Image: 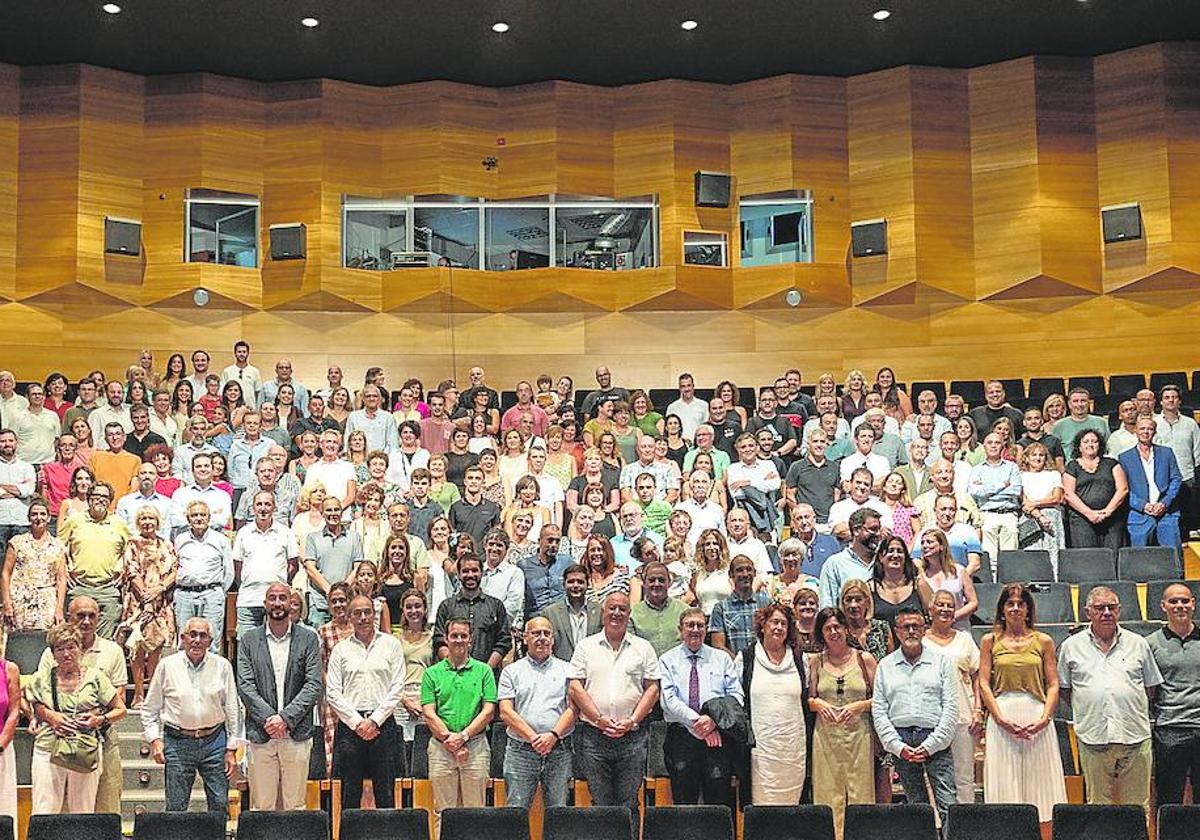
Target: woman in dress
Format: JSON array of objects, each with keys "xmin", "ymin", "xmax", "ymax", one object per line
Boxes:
[
  {"xmin": 978, "ymin": 583, "xmax": 1066, "ymax": 836},
  {"xmin": 879, "ymin": 472, "xmax": 920, "ymax": 547},
  {"xmin": 394, "ymin": 588, "xmax": 433, "ymax": 765},
  {"xmin": 924, "ymin": 589, "xmax": 982, "ymax": 805},
  {"xmin": 766, "ymin": 538, "xmax": 817, "ymax": 607},
  {"xmin": 349, "ymin": 560, "xmax": 391, "ymax": 631},
  {"xmin": 596, "ymin": 431, "xmax": 625, "ymax": 477},
  {"xmin": 841, "ymin": 370, "xmax": 868, "ymax": 422},
  {"xmin": 1062, "ymin": 428, "xmax": 1128, "ymax": 550},
  {"xmin": 208, "ymin": 453, "xmax": 234, "ymax": 498},
  {"xmin": 628, "ymin": 390, "xmax": 664, "ymax": 437},
  {"xmin": 291, "ymin": 481, "xmax": 328, "ymax": 561},
  {"xmin": 918, "ymin": 529, "xmax": 977, "ymax": 630},
  {"xmin": 69, "ymin": 418, "xmax": 95, "ymax": 467},
  {"xmin": 543, "ymin": 425, "xmax": 577, "ymax": 490},
  {"xmin": 345, "ymin": 430, "xmax": 370, "ymax": 486},
  {"xmin": 2, "ymin": 498, "xmax": 66, "ymax": 631},
  {"xmin": 121, "ymin": 505, "xmax": 177, "ymax": 708},
  {"xmin": 56, "ymin": 466, "xmax": 94, "ymax": 532},
  {"xmin": 662, "ymin": 414, "xmax": 690, "ymax": 473},
  {"xmin": 0, "ymin": 637, "xmax": 19, "ymax": 820},
  {"xmin": 380, "ymin": 534, "xmax": 414, "ymax": 626},
  {"xmin": 353, "ymin": 484, "xmax": 389, "ymax": 564},
  {"xmin": 170, "ymin": 381, "xmax": 194, "ymax": 438},
  {"xmin": 317, "ymin": 582, "xmax": 355, "ymax": 777},
  {"xmin": 872, "ymin": 367, "xmax": 912, "ymax": 418},
  {"xmin": 808, "ymin": 606, "xmax": 876, "ymax": 839},
  {"xmin": 869, "ymin": 536, "xmax": 932, "ymax": 629},
  {"xmin": 584, "ymin": 535, "xmax": 639, "ymax": 605},
  {"xmin": 739, "ymin": 603, "xmax": 807, "ymax": 805},
  {"xmin": 290, "ymin": 430, "xmax": 320, "ymax": 484},
  {"xmin": 715, "ymin": 380, "xmax": 748, "ymax": 427},
  {"xmin": 477, "ymin": 449, "xmax": 506, "ymax": 507},
  {"xmin": 840, "ymin": 578, "xmax": 893, "ymax": 663},
  {"xmin": 160, "ymin": 353, "xmax": 187, "ymax": 393},
  {"xmin": 693, "ymin": 529, "xmax": 733, "ymax": 618},
  {"xmin": 1020, "ymin": 442, "xmax": 1066, "ymax": 574},
  {"xmin": 326, "ymin": 386, "xmax": 352, "ymax": 430}
]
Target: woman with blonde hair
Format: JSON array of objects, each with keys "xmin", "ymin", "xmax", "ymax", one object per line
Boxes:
[
  {"xmin": 693, "ymin": 529, "xmax": 733, "ymax": 617},
  {"xmin": 291, "ymin": 480, "xmax": 328, "ymax": 560},
  {"xmin": 924, "ymin": 589, "xmax": 982, "ymax": 805},
  {"xmin": 1041, "ymin": 393, "xmax": 1067, "ymax": 435},
  {"xmin": 841, "ymin": 369, "xmax": 868, "ymax": 422},
  {"xmin": 121, "ymin": 504, "xmax": 177, "ymax": 707},
  {"xmin": 815, "ymin": 373, "xmax": 838, "ymax": 400},
  {"xmin": 1019, "ymin": 441, "xmax": 1065, "ymax": 575},
  {"xmin": 917, "ymin": 529, "xmax": 977, "ymax": 629}
]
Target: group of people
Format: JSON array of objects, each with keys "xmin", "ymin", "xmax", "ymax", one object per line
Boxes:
[{"xmin": 0, "ymin": 352, "xmax": 1196, "ymax": 834}]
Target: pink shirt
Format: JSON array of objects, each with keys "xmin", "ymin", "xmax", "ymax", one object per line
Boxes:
[{"xmin": 500, "ymin": 404, "xmax": 550, "ymax": 437}]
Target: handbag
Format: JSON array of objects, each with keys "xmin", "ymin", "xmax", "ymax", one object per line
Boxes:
[
  {"xmin": 1016, "ymin": 514, "xmax": 1045, "ymax": 548},
  {"xmin": 48, "ymin": 668, "xmax": 102, "ymax": 773}
]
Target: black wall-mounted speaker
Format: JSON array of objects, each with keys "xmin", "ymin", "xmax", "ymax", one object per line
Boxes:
[
  {"xmin": 104, "ymin": 217, "xmax": 141, "ymax": 256},
  {"xmin": 269, "ymin": 223, "xmax": 307, "ymax": 260},
  {"xmin": 851, "ymin": 219, "xmax": 887, "ymax": 257},
  {"xmin": 1101, "ymin": 204, "xmax": 1142, "ymax": 244},
  {"xmin": 694, "ymin": 171, "xmax": 732, "ymax": 208}
]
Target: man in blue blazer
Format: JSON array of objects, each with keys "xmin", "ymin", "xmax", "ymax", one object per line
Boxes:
[
  {"xmin": 236, "ymin": 581, "xmax": 323, "ymax": 810},
  {"xmin": 1118, "ymin": 416, "xmax": 1184, "ymax": 552}
]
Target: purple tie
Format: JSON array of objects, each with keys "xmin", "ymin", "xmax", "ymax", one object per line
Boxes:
[{"xmin": 688, "ymin": 653, "xmax": 701, "ymax": 713}]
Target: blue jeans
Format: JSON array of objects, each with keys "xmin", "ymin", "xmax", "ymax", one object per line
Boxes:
[
  {"xmin": 236, "ymin": 606, "xmax": 264, "ymax": 638},
  {"xmin": 891, "ymin": 726, "xmax": 958, "ymax": 830},
  {"xmin": 164, "ymin": 727, "xmax": 228, "ymax": 814},
  {"xmin": 306, "ymin": 595, "xmax": 329, "ymax": 629},
  {"xmin": 576, "ymin": 724, "xmax": 648, "ymax": 810},
  {"xmin": 503, "ymin": 735, "xmax": 573, "ymax": 808},
  {"xmin": 174, "ymin": 586, "xmax": 226, "ymax": 652}
]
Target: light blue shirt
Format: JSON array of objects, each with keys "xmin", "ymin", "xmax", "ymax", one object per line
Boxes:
[
  {"xmin": 497, "ymin": 654, "xmax": 573, "ymax": 742},
  {"xmin": 967, "ymin": 460, "xmax": 1022, "ymax": 512},
  {"xmin": 612, "ymin": 529, "xmax": 664, "ymax": 572},
  {"xmin": 817, "ymin": 547, "xmax": 874, "ymax": 609},
  {"xmin": 173, "ymin": 528, "xmax": 234, "ymax": 591},
  {"xmin": 344, "ymin": 409, "xmax": 399, "ymax": 454},
  {"xmin": 226, "ymin": 435, "xmax": 272, "ymax": 490},
  {"xmin": 872, "ymin": 644, "xmax": 959, "ymax": 757},
  {"xmin": 658, "ymin": 642, "xmax": 743, "ymax": 730},
  {"xmin": 261, "ymin": 379, "xmax": 310, "ymax": 413}
]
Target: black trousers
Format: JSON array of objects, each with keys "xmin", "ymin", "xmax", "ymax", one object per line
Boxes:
[
  {"xmin": 663, "ymin": 722, "xmax": 735, "ymax": 810},
  {"xmin": 1154, "ymin": 726, "xmax": 1200, "ymax": 806},
  {"xmin": 333, "ymin": 716, "xmax": 399, "ymax": 809}
]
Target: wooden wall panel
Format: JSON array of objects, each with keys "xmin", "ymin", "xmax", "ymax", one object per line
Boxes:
[{"xmin": 1, "ymin": 46, "xmax": 1199, "ymax": 391}]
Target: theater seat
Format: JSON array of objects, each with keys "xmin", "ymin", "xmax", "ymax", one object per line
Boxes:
[
  {"xmin": 949, "ymin": 380, "xmax": 985, "ymax": 409},
  {"xmin": 844, "ymin": 804, "xmax": 937, "ymax": 840},
  {"xmin": 643, "ymin": 806, "xmax": 734, "ymax": 840},
  {"xmin": 1028, "ymin": 378, "xmax": 1065, "ymax": 407},
  {"xmin": 1106, "ymin": 374, "xmax": 1146, "ymax": 401},
  {"xmin": 441, "ymin": 808, "xmax": 530, "ymax": 840},
  {"xmin": 909, "ymin": 381, "xmax": 947, "ymax": 405},
  {"xmin": 5, "ymin": 630, "xmax": 47, "ymax": 675},
  {"xmin": 1157, "ymin": 804, "xmax": 1200, "ymax": 840},
  {"xmin": 1055, "ymin": 548, "xmax": 1116, "ymax": 584},
  {"xmin": 28, "ymin": 815, "xmax": 121, "ymax": 840},
  {"xmin": 1150, "ymin": 371, "xmax": 1188, "ymax": 395},
  {"xmin": 339, "ymin": 808, "xmax": 429, "ymax": 840},
  {"xmin": 995, "ymin": 550, "xmax": 1054, "ymax": 583},
  {"xmin": 1028, "ymin": 583, "xmax": 1074, "ymax": 623},
  {"xmin": 543, "ymin": 806, "xmax": 633, "ymax": 840},
  {"xmin": 1117, "ymin": 546, "xmax": 1181, "ymax": 582},
  {"xmin": 1119, "ymin": 621, "xmax": 1163, "ymax": 637},
  {"xmin": 237, "ymin": 812, "xmax": 330, "ymax": 840},
  {"xmin": 134, "ymin": 813, "xmax": 224, "ymax": 840},
  {"xmin": 742, "ymin": 805, "xmax": 835, "ymax": 840},
  {"xmin": 944, "ymin": 804, "xmax": 1039, "ymax": 840},
  {"xmin": 1051, "ymin": 804, "xmax": 1148, "ymax": 840}
]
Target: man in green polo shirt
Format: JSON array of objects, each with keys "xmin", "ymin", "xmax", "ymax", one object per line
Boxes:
[
  {"xmin": 630, "ymin": 562, "xmax": 688, "ymax": 656},
  {"xmin": 421, "ymin": 618, "xmax": 497, "ymax": 839}
]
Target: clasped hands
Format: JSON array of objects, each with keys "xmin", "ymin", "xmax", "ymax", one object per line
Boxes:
[
  {"xmin": 691, "ymin": 715, "xmax": 723, "ymax": 748},
  {"xmin": 595, "ymin": 715, "xmax": 635, "ymax": 739}
]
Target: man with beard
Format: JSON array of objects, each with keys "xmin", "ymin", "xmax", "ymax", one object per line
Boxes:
[{"xmin": 817, "ymin": 508, "xmax": 883, "ymax": 608}]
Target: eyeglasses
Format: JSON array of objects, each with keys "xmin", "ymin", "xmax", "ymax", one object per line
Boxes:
[
  {"xmin": 835, "ymin": 675, "xmax": 846, "ymax": 700},
  {"xmin": 1091, "ymin": 603, "xmax": 1120, "ymax": 613},
  {"xmin": 896, "ymin": 624, "xmax": 925, "ymax": 635}
]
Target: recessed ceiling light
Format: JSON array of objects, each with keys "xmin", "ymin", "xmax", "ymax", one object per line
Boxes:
[
  {"xmin": 681, "ymin": 19, "xmax": 699, "ymax": 30},
  {"xmin": 101, "ymin": 3, "xmax": 122, "ymax": 13},
  {"xmin": 872, "ymin": 8, "xmax": 891, "ymax": 19},
  {"xmin": 301, "ymin": 17, "xmax": 319, "ymax": 27},
  {"xmin": 492, "ymin": 21, "xmax": 510, "ymax": 33}
]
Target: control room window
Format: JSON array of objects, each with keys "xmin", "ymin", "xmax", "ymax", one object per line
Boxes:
[
  {"xmin": 185, "ymin": 189, "xmax": 259, "ymax": 267},
  {"xmin": 553, "ymin": 199, "xmax": 657, "ymax": 270},
  {"xmin": 485, "ymin": 203, "xmax": 551, "ymax": 271},
  {"xmin": 738, "ymin": 191, "xmax": 813, "ymax": 267}
]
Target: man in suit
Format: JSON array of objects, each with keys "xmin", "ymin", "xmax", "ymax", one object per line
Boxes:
[
  {"xmin": 1119, "ymin": 416, "xmax": 1184, "ymax": 554},
  {"xmin": 236, "ymin": 581, "xmax": 323, "ymax": 810},
  {"xmin": 541, "ymin": 563, "xmax": 601, "ymax": 662}
]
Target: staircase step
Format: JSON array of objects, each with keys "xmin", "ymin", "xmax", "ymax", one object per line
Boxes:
[{"xmin": 119, "ymin": 788, "xmax": 233, "ymax": 820}]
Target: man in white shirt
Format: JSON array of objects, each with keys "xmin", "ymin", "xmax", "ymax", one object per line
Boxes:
[
  {"xmin": 726, "ymin": 433, "xmax": 782, "ymax": 538},
  {"xmin": 142, "ymin": 616, "xmax": 243, "ymax": 814},
  {"xmin": 173, "ymin": 499, "xmax": 234, "ymax": 650},
  {"xmin": 828, "ymin": 467, "xmax": 892, "ymax": 540},
  {"xmin": 220, "ymin": 340, "xmax": 263, "ymax": 403},
  {"xmin": 149, "ymin": 389, "xmax": 180, "ymax": 447},
  {"xmin": 326, "ymin": 594, "xmax": 406, "ymax": 809},
  {"xmin": 666, "ymin": 373, "xmax": 711, "ymax": 443},
  {"xmin": 171, "ymin": 452, "xmax": 233, "ymax": 532},
  {"xmin": 11, "ymin": 383, "xmax": 59, "ymax": 467},
  {"xmin": 725, "ymin": 507, "xmax": 773, "ymax": 576},
  {"xmin": 304, "ymin": 429, "xmax": 358, "ymax": 511},
  {"xmin": 0, "ymin": 371, "xmax": 29, "ymax": 429},
  {"xmin": 481, "ymin": 528, "xmax": 526, "ymax": 631},
  {"xmin": 344, "ymin": 384, "xmax": 398, "ymax": 453},
  {"xmin": 673, "ymin": 470, "xmax": 726, "ymax": 546},
  {"xmin": 620, "ymin": 436, "xmax": 680, "ymax": 504},
  {"xmin": 171, "ymin": 416, "xmax": 218, "ymax": 484},
  {"xmin": 185, "ymin": 349, "xmax": 213, "ymax": 396},
  {"xmin": 839, "ymin": 425, "xmax": 890, "ymax": 490},
  {"xmin": 1106, "ymin": 400, "xmax": 1139, "ymax": 458},
  {"xmin": 88, "ymin": 380, "xmax": 133, "ymax": 444},
  {"xmin": 526, "ymin": 447, "xmax": 566, "ymax": 525},
  {"xmin": 232, "ymin": 492, "xmax": 298, "ymax": 636},
  {"xmin": 901, "ymin": 389, "xmax": 952, "ymax": 444},
  {"xmin": 0, "ymin": 429, "xmax": 35, "ymax": 557},
  {"xmin": 116, "ymin": 463, "xmax": 172, "ymax": 539}
]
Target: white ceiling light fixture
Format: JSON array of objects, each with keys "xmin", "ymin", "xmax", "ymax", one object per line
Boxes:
[
  {"xmin": 301, "ymin": 17, "xmax": 319, "ymax": 27},
  {"xmin": 873, "ymin": 9, "xmax": 891, "ymax": 19},
  {"xmin": 492, "ymin": 21, "xmax": 510, "ymax": 33},
  {"xmin": 680, "ymin": 19, "xmax": 699, "ymax": 30},
  {"xmin": 101, "ymin": 3, "xmax": 122, "ymax": 14}
]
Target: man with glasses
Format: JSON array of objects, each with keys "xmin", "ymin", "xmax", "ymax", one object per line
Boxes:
[
  {"xmin": 59, "ymin": 481, "xmax": 129, "ymax": 638},
  {"xmin": 1058, "ymin": 586, "xmax": 1162, "ymax": 809},
  {"xmin": 872, "ymin": 606, "xmax": 960, "ymax": 828},
  {"xmin": 658, "ymin": 606, "xmax": 742, "ymax": 808},
  {"xmin": 141, "ymin": 617, "xmax": 242, "ymax": 814}
]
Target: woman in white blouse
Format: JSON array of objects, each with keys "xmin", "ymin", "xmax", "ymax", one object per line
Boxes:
[{"xmin": 1019, "ymin": 442, "xmax": 1065, "ymax": 577}]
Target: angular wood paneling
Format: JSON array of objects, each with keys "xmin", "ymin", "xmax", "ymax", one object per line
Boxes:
[{"xmin": 0, "ymin": 64, "xmax": 17, "ymax": 299}]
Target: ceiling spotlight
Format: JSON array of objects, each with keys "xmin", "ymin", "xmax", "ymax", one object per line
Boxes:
[
  {"xmin": 680, "ymin": 19, "xmax": 699, "ymax": 30},
  {"xmin": 101, "ymin": 3, "xmax": 121, "ymax": 13},
  {"xmin": 872, "ymin": 8, "xmax": 891, "ymax": 19},
  {"xmin": 492, "ymin": 21, "xmax": 509, "ymax": 32},
  {"xmin": 301, "ymin": 17, "xmax": 319, "ymax": 27}
]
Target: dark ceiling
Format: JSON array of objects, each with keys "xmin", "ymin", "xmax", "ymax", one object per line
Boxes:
[{"xmin": 2, "ymin": 1, "xmax": 1198, "ymax": 88}]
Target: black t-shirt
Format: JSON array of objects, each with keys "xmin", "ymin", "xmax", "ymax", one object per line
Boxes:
[
  {"xmin": 780, "ymin": 394, "xmax": 815, "ymax": 424},
  {"xmin": 1017, "ymin": 433, "xmax": 1065, "ymax": 464},
  {"xmin": 581, "ymin": 387, "xmax": 630, "ymax": 419},
  {"xmin": 969, "ymin": 405, "xmax": 1024, "ymax": 434},
  {"xmin": 712, "ymin": 417, "xmax": 743, "ymax": 458},
  {"xmin": 444, "ymin": 450, "xmax": 479, "ymax": 491},
  {"xmin": 784, "ymin": 456, "xmax": 841, "ymax": 522},
  {"xmin": 462, "ymin": 386, "xmax": 500, "ymax": 412},
  {"xmin": 448, "ymin": 498, "xmax": 501, "ymax": 546},
  {"xmin": 569, "ymin": 471, "xmax": 619, "ymax": 502},
  {"xmin": 124, "ymin": 431, "xmax": 167, "ymax": 462},
  {"xmin": 746, "ymin": 415, "xmax": 796, "ymax": 450}
]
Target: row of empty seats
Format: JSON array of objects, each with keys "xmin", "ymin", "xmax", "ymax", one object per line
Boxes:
[
  {"xmin": 981, "ymin": 546, "xmax": 1181, "ymax": 585},
  {"xmin": 20, "ymin": 803, "xmax": 1198, "ymax": 840}
]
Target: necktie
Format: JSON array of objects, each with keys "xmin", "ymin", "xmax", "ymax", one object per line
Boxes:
[{"xmin": 688, "ymin": 653, "xmax": 701, "ymax": 713}]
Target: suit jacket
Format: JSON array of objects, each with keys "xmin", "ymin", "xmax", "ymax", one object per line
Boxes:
[
  {"xmin": 236, "ymin": 622, "xmax": 323, "ymax": 744},
  {"xmin": 896, "ymin": 464, "xmax": 932, "ymax": 501},
  {"xmin": 540, "ymin": 598, "xmax": 602, "ymax": 662},
  {"xmin": 1118, "ymin": 444, "xmax": 1184, "ymax": 521}
]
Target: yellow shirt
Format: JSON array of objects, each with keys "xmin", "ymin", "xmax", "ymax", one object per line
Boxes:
[{"xmin": 60, "ymin": 514, "xmax": 130, "ymax": 587}]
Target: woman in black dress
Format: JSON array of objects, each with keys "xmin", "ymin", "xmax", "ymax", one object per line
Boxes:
[{"xmin": 1062, "ymin": 428, "xmax": 1128, "ymax": 549}]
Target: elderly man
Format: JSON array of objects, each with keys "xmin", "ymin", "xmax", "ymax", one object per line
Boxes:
[
  {"xmin": 498, "ymin": 616, "xmax": 576, "ymax": 809},
  {"xmin": 233, "ymin": 492, "xmax": 297, "ymax": 636},
  {"xmin": 234, "ymin": 455, "xmax": 298, "ymax": 529},
  {"xmin": 828, "ymin": 467, "xmax": 892, "ymax": 539},
  {"xmin": 630, "ymin": 562, "xmax": 690, "ymax": 656},
  {"xmin": 968, "ymin": 432, "xmax": 1022, "ymax": 561},
  {"xmin": 1148, "ymin": 583, "xmax": 1200, "ymax": 807},
  {"xmin": 620, "ymin": 436, "xmax": 680, "ymax": 504},
  {"xmin": 142, "ymin": 617, "xmax": 243, "ymax": 814},
  {"xmin": 872, "ymin": 606, "xmax": 960, "ymax": 827},
  {"xmin": 117, "ymin": 462, "xmax": 172, "ymax": 539},
  {"xmin": 569, "ymin": 591, "xmax": 660, "ymax": 811},
  {"xmin": 35, "ymin": 596, "xmax": 128, "ymax": 814},
  {"xmin": 0, "ymin": 371, "xmax": 28, "ymax": 428},
  {"xmin": 481, "ymin": 528, "xmax": 525, "ymax": 632},
  {"xmin": 914, "ymin": 458, "xmax": 981, "ymax": 527},
  {"xmin": 683, "ymin": 425, "xmax": 732, "ymax": 480},
  {"xmin": 235, "ymin": 582, "xmax": 322, "ymax": 810},
  {"xmin": 788, "ymin": 503, "xmax": 841, "ymax": 578},
  {"xmin": 1058, "ymin": 585, "xmax": 1162, "ymax": 809},
  {"xmin": 423, "ymin": 617, "xmax": 497, "ymax": 837},
  {"xmin": 60, "ymin": 481, "xmax": 129, "ymax": 637},
  {"xmin": 674, "ymin": 470, "xmax": 726, "ymax": 545},
  {"xmin": 897, "ymin": 438, "xmax": 932, "ymax": 499},
  {"xmin": 726, "ymin": 433, "xmax": 782, "ymax": 537},
  {"xmin": 659, "ymin": 606, "xmax": 743, "ymax": 808},
  {"xmin": 611, "ymin": 502, "xmax": 663, "ymax": 572},
  {"xmin": 303, "ymin": 496, "xmax": 364, "ymax": 627},
  {"xmin": 726, "ymin": 507, "xmax": 773, "ymax": 575},
  {"xmin": 171, "ymin": 416, "xmax": 217, "ymax": 483},
  {"xmin": 174, "ymin": 500, "xmax": 235, "ymax": 650},
  {"xmin": 1118, "ymin": 415, "xmax": 1184, "ymax": 553},
  {"xmin": 0, "ymin": 429, "xmax": 35, "ymax": 555},
  {"xmin": 260, "ymin": 359, "xmax": 309, "ymax": 412},
  {"xmin": 345, "ymin": 384, "xmax": 398, "ymax": 453}
]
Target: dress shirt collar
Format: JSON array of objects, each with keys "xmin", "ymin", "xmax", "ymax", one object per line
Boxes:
[
  {"xmin": 266, "ymin": 622, "xmax": 293, "ymax": 644},
  {"xmin": 598, "ymin": 632, "xmax": 630, "ymax": 652}
]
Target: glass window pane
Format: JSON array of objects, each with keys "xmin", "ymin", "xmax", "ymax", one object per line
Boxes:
[
  {"xmin": 344, "ymin": 209, "xmax": 408, "ymax": 270},
  {"xmin": 554, "ymin": 206, "xmax": 655, "ymax": 270},
  {"xmin": 683, "ymin": 231, "xmax": 727, "ymax": 267},
  {"xmin": 414, "ymin": 205, "xmax": 480, "ymax": 268},
  {"xmin": 738, "ymin": 200, "xmax": 813, "ymax": 266},
  {"xmin": 485, "ymin": 206, "xmax": 550, "ymax": 270},
  {"xmin": 188, "ymin": 201, "xmax": 258, "ymax": 267}
]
